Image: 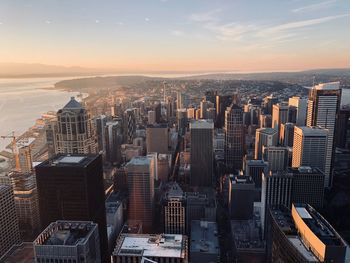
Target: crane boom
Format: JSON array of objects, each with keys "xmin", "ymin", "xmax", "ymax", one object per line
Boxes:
[{"xmin": 0, "ymin": 132, "xmax": 21, "ymax": 172}]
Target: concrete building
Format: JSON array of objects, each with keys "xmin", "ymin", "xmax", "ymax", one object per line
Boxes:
[
  {"xmin": 254, "ymin": 128, "xmax": 278, "ymax": 159},
  {"xmin": 54, "ymin": 97, "xmax": 97, "ymax": 154},
  {"xmin": 225, "ymin": 104, "xmax": 245, "ymax": 171},
  {"xmin": 190, "ymin": 120, "xmax": 214, "ymax": 187},
  {"xmin": 307, "ymin": 82, "xmax": 342, "ymax": 187},
  {"xmin": 124, "ymin": 109, "xmax": 136, "ymax": 144},
  {"xmin": 0, "ymin": 184, "xmax": 21, "ymax": 257},
  {"xmin": 263, "ymin": 95, "xmax": 278, "ymax": 115},
  {"xmin": 272, "ymin": 102, "xmax": 289, "ymax": 136},
  {"xmin": 33, "ymin": 221, "xmax": 101, "ymax": 263},
  {"xmin": 112, "ymin": 234, "xmax": 188, "ymax": 263},
  {"xmin": 263, "ymin": 146, "xmax": 288, "ymax": 172},
  {"xmin": 126, "ymin": 156, "xmax": 155, "ymax": 231},
  {"xmin": 105, "ymin": 118, "xmax": 123, "ymax": 165},
  {"xmin": 35, "ymin": 154, "xmax": 108, "ymax": 262},
  {"xmin": 259, "ymin": 114, "xmax": 272, "ymax": 128},
  {"xmin": 0, "ymin": 242, "xmax": 35, "ymax": 263},
  {"xmin": 292, "ymin": 126, "xmax": 328, "ymax": 177},
  {"xmin": 288, "ymin": 96, "xmax": 308, "ymax": 126},
  {"xmin": 148, "ymin": 110, "xmax": 156, "ymax": 125},
  {"xmin": 146, "ymin": 124, "xmax": 169, "ymax": 154},
  {"xmin": 245, "ymin": 159, "xmax": 269, "ymax": 188},
  {"xmin": 95, "ymin": 114, "xmax": 108, "ymax": 154},
  {"xmin": 230, "ymin": 176, "xmax": 255, "ymax": 220},
  {"xmin": 177, "ymin": 109, "xmax": 188, "ymax": 136},
  {"xmin": 279, "ymin": 122, "xmax": 295, "ymax": 147},
  {"xmin": 190, "ymin": 221, "xmax": 220, "ymax": 263},
  {"xmin": 157, "ymin": 154, "xmax": 171, "ymax": 182},
  {"xmin": 106, "ymin": 192, "xmax": 124, "ymax": 254}
]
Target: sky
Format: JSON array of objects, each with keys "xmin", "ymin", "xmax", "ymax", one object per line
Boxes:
[{"xmin": 1, "ymin": 0, "xmax": 350, "ymax": 72}]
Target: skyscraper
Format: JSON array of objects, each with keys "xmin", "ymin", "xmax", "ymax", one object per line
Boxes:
[
  {"xmin": 307, "ymin": 82, "xmax": 342, "ymax": 187},
  {"xmin": 245, "ymin": 159, "xmax": 269, "ymax": 188},
  {"xmin": 146, "ymin": 124, "xmax": 169, "ymax": 154},
  {"xmin": 224, "ymin": 104, "xmax": 245, "ymax": 171},
  {"xmin": 190, "ymin": 120, "xmax": 214, "ymax": 187},
  {"xmin": 292, "ymin": 126, "xmax": 328, "ymax": 178},
  {"xmin": 105, "ymin": 118, "xmax": 123, "ymax": 165},
  {"xmin": 288, "ymin": 96, "xmax": 307, "ymax": 126},
  {"xmin": 124, "ymin": 109, "xmax": 136, "ymax": 144},
  {"xmin": 35, "ymin": 154, "xmax": 108, "ymax": 262},
  {"xmin": 0, "ymin": 184, "xmax": 21, "ymax": 256},
  {"xmin": 216, "ymin": 95, "xmax": 233, "ymax": 128},
  {"xmin": 254, "ymin": 128, "xmax": 278, "ymax": 159},
  {"xmin": 54, "ymin": 97, "xmax": 97, "ymax": 154},
  {"xmin": 95, "ymin": 114, "xmax": 108, "ymax": 154},
  {"xmin": 279, "ymin": 122, "xmax": 295, "ymax": 147},
  {"xmin": 263, "ymin": 146, "xmax": 288, "ymax": 172},
  {"xmin": 126, "ymin": 156, "xmax": 155, "ymax": 231},
  {"xmin": 272, "ymin": 102, "xmax": 289, "ymax": 136}
]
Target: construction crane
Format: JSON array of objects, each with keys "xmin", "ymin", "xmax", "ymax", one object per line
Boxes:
[{"xmin": 0, "ymin": 132, "xmax": 21, "ymax": 172}]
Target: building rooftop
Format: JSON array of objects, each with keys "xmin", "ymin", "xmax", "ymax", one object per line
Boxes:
[
  {"xmin": 231, "ymin": 175, "xmax": 255, "ymax": 185},
  {"xmin": 34, "ymin": 221, "xmax": 98, "ymax": 247},
  {"xmin": 36, "ymin": 154, "xmax": 99, "ymax": 168},
  {"xmin": 126, "ymin": 156, "xmax": 151, "ymax": 166},
  {"xmin": 190, "ymin": 119, "xmax": 214, "ymax": 129},
  {"xmin": 288, "ymin": 166, "xmax": 324, "ymax": 175},
  {"xmin": 295, "ymin": 126, "xmax": 328, "ymax": 136},
  {"xmin": 190, "ymin": 221, "xmax": 220, "ymax": 255},
  {"xmin": 62, "ymin": 97, "xmax": 83, "ymax": 110},
  {"xmin": 288, "ymin": 237, "xmax": 319, "ymax": 262},
  {"xmin": 314, "ymin": 82, "xmax": 340, "ymax": 91},
  {"xmin": 0, "ymin": 243, "xmax": 35, "ymax": 263},
  {"xmin": 257, "ymin": 127, "xmax": 277, "ymax": 135},
  {"xmin": 114, "ymin": 234, "xmax": 187, "ymax": 259}
]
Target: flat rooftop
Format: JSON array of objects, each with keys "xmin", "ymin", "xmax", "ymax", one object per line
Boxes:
[
  {"xmin": 295, "ymin": 126, "xmax": 328, "ymax": 136},
  {"xmin": 126, "ymin": 156, "xmax": 151, "ymax": 166},
  {"xmin": 0, "ymin": 243, "xmax": 35, "ymax": 263},
  {"xmin": 115, "ymin": 234, "xmax": 186, "ymax": 258},
  {"xmin": 288, "ymin": 237, "xmax": 319, "ymax": 262},
  {"xmin": 34, "ymin": 221, "xmax": 97, "ymax": 247},
  {"xmin": 37, "ymin": 154, "xmax": 99, "ymax": 168},
  {"xmin": 190, "ymin": 119, "xmax": 214, "ymax": 129},
  {"xmin": 288, "ymin": 166, "xmax": 323, "ymax": 175},
  {"xmin": 314, "ymin": 82, "xmax": 340, "ymax": 90},
  {"xmin": 258, "ymin": 128, "xmax": 277, "ymax": 135},
  {"xmin": 190, "ymin": 221, "xmax": 220, "ymax": 255}
]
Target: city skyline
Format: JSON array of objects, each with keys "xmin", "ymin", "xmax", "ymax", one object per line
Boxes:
[{"xmin": 1, "ymin": 0, "xmax": 350, "ymax": 72}]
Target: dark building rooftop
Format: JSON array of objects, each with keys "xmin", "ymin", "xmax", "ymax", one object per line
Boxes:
[{"xmin": 36, "ymin": 154, "xmax": 100, "ymax": 168}]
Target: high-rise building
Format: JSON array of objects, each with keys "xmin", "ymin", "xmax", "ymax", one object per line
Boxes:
[
  {"xmin": 245, "ymin": 159, "xmax": 269, "ymax": 188},
  {"xmin": 269, "ymin": 204, "xmax": 347, "ymax": 263},
  {"xmin": 307, "ymin": 82, "xmax": 342, "ymax": 187},
  {"xmin": 289, "ymin": 166, "xmax": 325, "ymax": 208},
  {"xmin": 33, "ymin": 221, "xmax": 101, "ymax": 263},
  {"xmin": 190, "ymin": 120, "xmax": 214, "ymax": 187},
  {"xmin": 17, "ymin": 138, "xmax": 34, "ymax": 173},
  {"xmin": 177, "ymin": 91, "xmax": 184, "ymax": 110},
  {"xmin": 153, "ymin": 102, "xmax": 162, "ymax": 123},
  {"xmin": 95, "ymin": 115, "xmax": 108, "ymax": 154},
  {"xmin": 187, "ymin": 107, "xmax": 196, "ymax": 119},
  {"xmin": 112, "ymin": 234, "xmax": 188, "ymax": 263},
  {"xmin": 148, "ymin": 110, "xmax": 156, "ymax": 125},
  {"xmin": 288, "ymin": 96, "xmax": 308, "ymax": 126},
  {"xmin": 272, "ymin": 102, "xmax": 289, "ymax": 136},
  {"xmin": 146, "ymin": 124, "xmax": 169, "ymax": 154},
  {"xmin": 263, "ymin": 146, "xmax": 288, "ymax": 172},
  {"xmin": 7, "ymin": 171, "xmax": 40, "ymax": 240},
  {"xmin": 292, "ymin": 126, "xmax": 328, "ymax": 178},
  {"xmin": 224, "ymin": 104, "xmax": 245, "ymax": 171},
  {"xmin": 54, "ymin": 97, "xmax": 97, "ymax": 154},
  {"xmin": 254, "ymin": 128, "xmax": 278, "ymax": 159},
  {"xmin": 105, "ymin": 118, "xmax": 123, "ymax": 164},
  {"xmin": 279, "ymin": 122, "xmax": 295, "ymax": 147},
  {"xmin": 216, "ymin": 95, "xmax": 233, "ymax": 128},
  {"xmin": 230, "ymin": 176, "xmax": 255, "ymax": 220},
  {"xmin": 126, "ymin": 156, "xmax": 155, "ymax": 231},
  {"xmin": 263, "ymin": 95, "xmax": 278, "ymax": 115},
  {"xmin": 336, "ymin": 108, "xmax": 350, "ymax": 148},
  {"xmin": 0, "ymin": 184, "xmax": 21, "ymax": 256},
  {"xmin": 259, "ymin": 114, "xmax": 272, "ymax": 128},
  {"xmin": 124, "ymin": 109, "xmax": 136, "ymax": 144},
  {"xmin": 177, "ymin": 109, "xmax": 188, "ymax": 136},
  {"xmin": 35, "ymin": 154, "xmax": 108, "ymax": 262}
]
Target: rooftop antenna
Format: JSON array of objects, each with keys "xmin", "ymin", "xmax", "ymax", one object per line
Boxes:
[{"xmin": 312, "ymin": 75, "xmax": 316, "ymax": 88}]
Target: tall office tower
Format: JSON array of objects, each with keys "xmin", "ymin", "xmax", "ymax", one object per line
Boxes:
[
  {"xmin": 288, "ymin": 105, "xmax": 297, "ymax": 124},
  {"xmin": 292, "ymin": 126, "xmax": 328, "ymax": 179},
  {"xmin": 206, "ymin": 107, "xmax": 216, "ymax": 121},
  {"xmin": 146, "ymin": 124, "xmax": 169, "ymax": 154},
  {"xmin": 307, "ymin": 82, "xmax": 342, "ymax": 187},
  {"xmin": 34, "ymin": 221, "xmax": 101, "ymax": 263},
  {"xmin": 7, "ymin": 171, "xmax": 40, "ymax": 240},
  {"xmin": 216, "ymin": 95, "xmax": 233, "ymax": 128},
  {"xmin": 245, "ymin": 159, "xmax": 269, "ymax": 188},
  {"xmin": 111, "ymin": 101, "xmax": 123, "ymax": 117},
  {"xmin": 35, "ymin": 154, "xmax": 108, "ymax": 262},
  {"xmin": 126, "ymin": 156, "xmax": 155, "ymax": 231},
  {"xmin": 177, "ymin": 109, "xmax": 188, "ymax": 136},
  {"xmin": 230, "ymin": 176, "xmax": 255, "ymax": 220},
  {"xmin": 0, "ymin": 184, "xmax": 21, "ymax": 256},
  {"xmin": 105, "ymin": 118, "xmax": 123, "ymax": 165},
  {"xmin": 148, "ymin": 110, "xmax": 156, "ymax": 125},
  {"xmin": 55, "ymin": 97, "xmax": 97, "ymax": 154},
  {"xmin": 288, "ymin": 96, "xmax": 308, "ymax": 126},
  {"xmin": 259, "ymin": 114, "xmax": 272, "ymax": 128},
  {"xmin": 270, "ymin": 204, "xmax": 347, "ymax": 263},
  {"xmin": 261, "ymin": 171, "xmax": 293, "ymax": 234},
  {"xmin": 279, "ymin": 122, "xmax": 295, "ymax": 147},
  {"xmin": 263, "ymin": 95, "xmax": 278, "ymax": 115},
  {"xmin": 263, "ymin": 146, "xmax": 288, "ymax": 172},
  {"xmin": 187, "ymin": 107, "xmax": 196, "ymax": 119},
  {"xmin": 177, "ymin": 91, "xmax": 184, "ymax": 110},
  {"xmin": 112, "ymin": 234, "xmax": 188, "ymax": 263},
  {"xmin": 272, "ymin": 102, "xmax": 289, "ymax": 135},
  {"xmin": 224, "ymin": 104, "xmax": 245, "ymax": 171},
  {"xmin": 336, "ymin": 107, "xmax": 350, "ymax": 148},
  {"xmin": 166, "ymin": 96, "xmax": 176, "ymax": 120},
  {"xmin": 199, "ymin": 100, "xmax": 208, "ymax": 119},
  {"xmin": 95, "ymin": 115, "xmax": 108, "ymax": 154},
  {"xmin": 190, "ymin": 120, "xmax": 214, "ymax": 187},
  {"xmin": 254, "ymin": 128, "xmax": 278, "ymax": 159},
  {"xmin": 16, "ymin": 138, "xmax": 34, "ymax": 173},
  {"xmin": 163, "ymin": 182, "xmax": 186, "ymax": 234},
  {"xmin": 195, "ymin": 109, "xmax": 201, "ymax": 120},
  {"xmin": 153, "ymin": 102, "xmax": 162, "ymax": 123},
  {"xmin": 45, "ymin": 119, "xmax": 58, "ymax": 158},
  {"xmin": 205, "ymin": 90, "xmax": 217, "ymax": 105},
  {"xmin": 124, "ymin": 109, "xmax": 136, "ymax": 143},
  {"xmin": 289, "ymin": 166, "xmax": 325, "ymax": 208}
]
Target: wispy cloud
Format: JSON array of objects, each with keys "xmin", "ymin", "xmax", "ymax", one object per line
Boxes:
[
  {"xmin": 292, "ymin": 0, "xmax": 337, "ymax": 13},
  {"xmin": 171, "ymin": 30, "xmax": 184, "ymax": 36},
  {"xmin": 189, "ymin": 9, "xmax": 221, "ymax": 23}
]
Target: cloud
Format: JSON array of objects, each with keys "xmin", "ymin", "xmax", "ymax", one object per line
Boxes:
[
  {"xmin": 145, "ymin": 17, "xmax": 150, "ymax": 22},
  {"xmin": 171, "ymin": 30, "xmax": 184, "ymax": 36},
  {"xmin": 205, "ymin": 22, "xmax": 259, "ymax": 41},
  {"xmin": 292, "ymin": 0, "xmax": 337, "ymax": 13},
  {"xmin": 95, "ymin": 19, "xmax": 100, "ymax": 24},
  {"xmin": 189, "ymin": 9, "xmax": 221, "ymax": 23}
]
